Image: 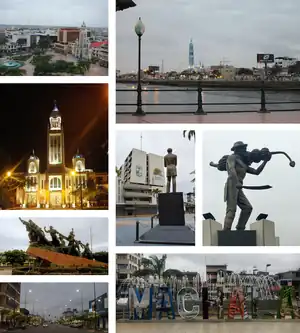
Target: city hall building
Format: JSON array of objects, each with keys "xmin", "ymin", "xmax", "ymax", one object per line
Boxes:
[{"xmin": 15, "ymin": 103, "xmax": 94, "ymax": 208}]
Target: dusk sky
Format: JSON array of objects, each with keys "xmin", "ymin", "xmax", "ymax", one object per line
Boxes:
[
  {"xmin": 0, "ymin": 84, "xmax": 108, "ymax": 174},
  {"xmin": 0, "ymin": 217, "xmax": 108, "ymax": 252},
  {"xmin": 0, "ymin": 0, "xmax": 108, "ymax": 27},
  {"xmin": 117, "ymin": 0, "xmax": 300, "ymax": 72},
  {"xmin": 20, "ymin": 283, "xmax": 108, "ymax": 317}
]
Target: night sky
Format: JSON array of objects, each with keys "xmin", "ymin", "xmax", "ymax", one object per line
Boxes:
[{"xmin": 0, "ymin": 84, "xmax": 108, "ymax": 173}]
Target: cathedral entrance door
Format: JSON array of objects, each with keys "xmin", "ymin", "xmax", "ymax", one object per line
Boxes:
[
  {"xmin": 27, "ymin": 193, "xmax": 37, "ymax": 208},
  {"xmin": 50, "ymin": 192, "xmax": 62, "ymax": 208}
]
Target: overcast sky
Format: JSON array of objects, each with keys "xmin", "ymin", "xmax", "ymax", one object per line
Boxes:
[
  {"xmin": 116, "ymin": 130, "xmax": 195, "ymax": 194},
  {"xmin": 20, "ymin": 283, "xmax": 107, "ymax": 317},
  {"xmin": 117, "ymin": 0, "xmax": 300, "ymax": 72},
  {"xmin": 202, "ymin": 129, "xmax": 299, "ymax": 246},
  {"xmin": 147, "ymin": 254, "xmax": 300, "ymax": 278},
  {"xmin": 0, "ymin": 0, "xmax": 108, "ymax": 27},
  {"xmin": 0, "ymin": 217, "xmax": 108, "ymax": 252}
]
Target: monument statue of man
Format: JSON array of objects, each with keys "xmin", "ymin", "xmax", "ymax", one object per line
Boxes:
[
  {"xmin": 164, "ymin": 148, "xmax": 177, "ymax": 193},
  {"xmin": 224, "ymin": 141, "xmax": 269, "ymax": 230}
]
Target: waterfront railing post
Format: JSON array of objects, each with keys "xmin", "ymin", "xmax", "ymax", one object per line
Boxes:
[
  {"xmin": 134, "ymin": 18, "xmax": 145, "ymax": 116},
  {"xmin": 135, "ymin": 221, "xmax": 140, "ymax": 241},
  {"xmin": 259, "ymin": 82, "xmax": 267, "ymax": 112},
  {"xmin": 194, "ymin": 84, "xmax": 206, "ymax": 114}
]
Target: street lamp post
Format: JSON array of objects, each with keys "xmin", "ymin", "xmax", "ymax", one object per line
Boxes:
[
  {"xmin": 76, "ymin": 289, "xmax": 84, "ymax": 314},
  {"xmin": 24, "ymin": 289, "xmax": 32, "ymax": 309},
  {"xmin": 93, "ymin": 283, "xmax": 97, "ymax": 331},
  {"xmin": 266, "ymin": 264, "xmax": 271, "ymax": 272},
  {"xmin": 134, "ymin": 17, "xmax": 145, "ymax": 116}
]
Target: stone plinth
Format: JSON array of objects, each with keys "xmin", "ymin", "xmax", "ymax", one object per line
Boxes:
[
  {"xmin": 250, "ymin": 219, "xmax": 276, "ymax": 246},
  {"xmin": 27, "ymin": 246, "xmax": 108, "ymax": 268},
  {"xmin": 158, "ymin": 192, "xmax": 185, "ymax": 226},
  {"xmin": 217, "ymin": 230, "xmax": 257, "ymax": 246},
  {"xmin": 202, "ymin": 219, "xmax": 222, "ymax": 246}
]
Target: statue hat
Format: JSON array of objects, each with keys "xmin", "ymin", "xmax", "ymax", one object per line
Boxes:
[{"xmin": 231, "ymin": 141, "xmax": 248, "ymax": 151}]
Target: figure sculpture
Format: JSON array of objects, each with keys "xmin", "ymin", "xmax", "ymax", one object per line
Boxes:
[
  {"xmin": 44, "ymin": 226, "xmax": 60, "ymax": 247},
  {"xmin": 80, "ymin": 242, "xmax": 93, "ymax": 260},
  {"xmin": 19, "ymin": 218, "xmax": 51, "ymax": 246},
  {"xmin": 209, "ymin": 142, "xmax": 295, "ymax": 230},
  {"xmin": 164, "ymin": 148, "xmax": 177, "ymax": 193}
]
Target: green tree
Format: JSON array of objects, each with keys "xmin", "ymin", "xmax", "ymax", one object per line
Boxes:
[
  {"xmin": 4, "ymin": 250, "xmax": 28, "ymax": 266},
  {"xmin": 116, "ymin": 166, "xmax": 122, "ymax": 178},
  {"xmin": 183, "ymin": 130, "xmax": 195, "ymax": 182},
  {"xmin": 93, "ymin": 251, "xmax": 108, "ymax": 263},
  {"xmin": 151, "ymin": 188, "xmax": 162, "ymax": 214},
  {"xmin": 133, "ymin": 254, "xmax": 167, "ymax": 278}
]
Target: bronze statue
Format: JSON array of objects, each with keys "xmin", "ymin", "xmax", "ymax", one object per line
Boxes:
[
  {"xmin": 80, "ymin": 242, "xmax": 93, "ymax": 260},
  {"xmin": 209, "ymin": 142, "xmax": 295, "ymax": 230},
  {"xmin": 44, "ymin": 226, "xmax": 60, "ymax": 247},
  {"xmin": 164, "ymin": 148, "xmax": 177, "ymax": 193},
  {"xmin": 19, "ymin": 218, "xmax": 51, "ymax": 246}
]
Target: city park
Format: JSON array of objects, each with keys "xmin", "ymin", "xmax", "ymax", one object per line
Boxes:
[
  {"xmin": 0, "ymin": 218, "xmax": 108, "ymax": 275},
  {"xmin": 0, "ymin": 39, "xmax": 100, "ymax": 76},
  {"xmin": 116, "ymin": 255, "xmax": 300, "ymax": 322}
]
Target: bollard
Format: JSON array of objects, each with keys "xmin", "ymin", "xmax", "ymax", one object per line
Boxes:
[{"xmin": 135, "ymin": 221, "xmax": 140, "ymax": 241}]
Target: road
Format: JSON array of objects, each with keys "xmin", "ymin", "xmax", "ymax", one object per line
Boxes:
[
  {"xmin": 19, "ymin": 324, "xmax": 102, "ymax": 332},
  {"xmin": 117, "ymin": 321, "xmax": 300, "ymax": 333}
]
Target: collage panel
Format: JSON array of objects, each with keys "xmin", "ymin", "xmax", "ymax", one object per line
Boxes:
[
  {"xmin": 0, "ymin": 217, "xmax": 108, "ymax": 275},
  {"xmin": 116, "ymin": 130, "xmax": 195, "ymax": 246},
  {"xmin": 0, "ymin": 0, "xmax": 108, "ymax": 77},
  {"xmin": 202, "ymin": 128, "xmax": 299, "ymax": 246},
  {"xmin": 116, "ymin": 0, "xmax": 300, "ymax": 125},
  {"xmin": 0, "ymin": 83, "xmax": 108, "ymax": 210},
  {"xmin": 116, "ymin": 253, "xmax": 300, "ymax": 332},
  {"xmin": 0, "ymin": 282, "xmax": 108, "ymax": 332}
]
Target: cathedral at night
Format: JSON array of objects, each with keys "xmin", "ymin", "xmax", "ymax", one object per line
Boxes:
[{"xmin": 16, "ymin": 102, "xmax": 94, "ymax": 208}]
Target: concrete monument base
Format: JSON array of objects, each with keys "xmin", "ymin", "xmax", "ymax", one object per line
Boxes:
[
  {"xmin": 250, "ymin": 219, "xmax": 277, "ymax": 246},
  {"xmin": 138, "ymin": 225, "xmax": 195, "ymax": 245},
  {"xmin": 202, "ymin": 219, "xmax": 222, "ymax": 246},
  {"xmin": 217, "ymin": 230, "xmax": 257, "ymax": 246}
]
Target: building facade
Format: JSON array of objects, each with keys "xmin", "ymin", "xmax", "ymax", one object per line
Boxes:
[
  {"xmin": 0, "ymin": 283, "xmax": 21, "ymax": 321},
  {"xmin": 116, "ymin": 254, "xmax": 143, "ymax": 283},
  {"xmin": 16, "ymin": 102, "xmax": 94, "ymax": 209},
  {"xmin": 116, "ymin": 148, "xmax": 165, "ymax": 216}
]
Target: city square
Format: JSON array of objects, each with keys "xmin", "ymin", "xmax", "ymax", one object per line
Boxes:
[
  {"xmin": 0, "ymin": 0, "xmax": 108, "ymax": 76},
  {"xmin": 116, "ymin": 130, "xmax": 195, "ymax": 246}
]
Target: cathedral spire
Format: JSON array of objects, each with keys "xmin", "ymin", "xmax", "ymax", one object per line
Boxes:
[
  {"xmin": 82, "ymin": 21, "xmax": 86, "ymax": 28},
  {"xmin": 53, "ymin": 100, "xmax": 59, "ymax": 112}
]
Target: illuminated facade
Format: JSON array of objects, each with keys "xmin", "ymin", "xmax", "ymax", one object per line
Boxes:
[{"xmin": 16, "ymin": 102, "xmax": 94, "ymax": 208}]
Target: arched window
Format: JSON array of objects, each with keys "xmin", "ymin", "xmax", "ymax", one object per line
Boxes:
[{"xmin": 50, "ymin": 177, "xmax": 62, "ymax": 190}]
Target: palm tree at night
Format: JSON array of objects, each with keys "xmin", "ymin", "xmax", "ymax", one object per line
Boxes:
[{"xmin": 133, "ymin": 254, "xmax": 167, "ymax": 278}]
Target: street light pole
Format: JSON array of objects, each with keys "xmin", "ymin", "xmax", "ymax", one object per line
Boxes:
[
  {"xmin": 93, "ymin": 283, "xmax": 97, "ymax": 331},
  {"xmin": 134, "ymin": 17, "xmax": 145, "ymax": 116}
]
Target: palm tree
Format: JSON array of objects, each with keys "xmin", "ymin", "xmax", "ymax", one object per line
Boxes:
[
  {"xmin": 133, "ymin": 254, "xmax": 167, "ymax": 278},
  {"xmin": 183, "ymin": 130, "xmax": 196, "ymax": 141},
  {"xmin": 151, "ymin": 188, "xmax": 162, "ymax": 214},
  {"xmin": 183, "ymin": 130, "xmax": 196, "ymax": 183},
  {"xmin": 115, "ymin": 166, "xmax": 122, "ymax": 178}
]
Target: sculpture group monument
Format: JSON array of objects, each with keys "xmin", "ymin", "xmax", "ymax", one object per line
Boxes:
[{"xmin": 204, "ymin": 141, "xmax": 295, "ymax": 246}]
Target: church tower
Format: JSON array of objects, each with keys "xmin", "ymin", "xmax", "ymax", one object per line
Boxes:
[
  {"xmin": 47, "ymin": 101, "xmax": 65, "ymax": 168},
  {"xmin": 77, "ymin": 21, "xmax": 90, "ymax": 60}
]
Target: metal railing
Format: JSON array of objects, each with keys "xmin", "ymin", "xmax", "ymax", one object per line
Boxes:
[{"xmin": 116, "ymin": 83, "xmax": 300, "ymax": 115}]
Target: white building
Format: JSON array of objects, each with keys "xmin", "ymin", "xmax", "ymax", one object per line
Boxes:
[
  {"xmin": 74, "ymin": 22, "xmax": 91, "ymax": 60},
  {"xmin": 275, "ymin": 56, "xmax": 297, "ymax": 68},
  {"xmin": 116, "ymin": 148, "xmax": 165, "ymax": 216},
  {"xmin": 116, "ymin": 254, "xmax": 143, "ymax": 282}
]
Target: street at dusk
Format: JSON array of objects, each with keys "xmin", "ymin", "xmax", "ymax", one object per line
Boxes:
[{"xmin": 0, "ymin": 84, "xmax": 108, "ymax": 210}]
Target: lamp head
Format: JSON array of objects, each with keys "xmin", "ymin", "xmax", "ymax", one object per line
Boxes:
[{"xmin": 135, "ymin": 17, "xmax": 145, "ymax": 37}]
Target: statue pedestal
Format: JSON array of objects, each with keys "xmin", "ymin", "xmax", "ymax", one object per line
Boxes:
[
  {"xmin": 250, "ymin": 219, "xmax": 277, "ymax": 246},
  {"xmin": 202, "ymin": 219, "xmax": 222, "ymax": 246},
  {"xmin": 157, "ymin": 192, "xmax": 185, "ymax": 226},
  {"xmin": 137, "ymin": 192, "xmax": 195, "ymax": 245},
  {"xmin": 217, "ymin": 230, "xmax": 257, "ymax": 246}
]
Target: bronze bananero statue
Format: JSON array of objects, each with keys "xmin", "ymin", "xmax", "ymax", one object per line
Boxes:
[{"xmin": 209, "ymin": 141, "xmax": 295, "ymax": 230}]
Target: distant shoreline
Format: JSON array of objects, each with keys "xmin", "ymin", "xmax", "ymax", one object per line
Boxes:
[{"xmin": 117, "ymin": 79, "xmax": 300, "ymax": 90}]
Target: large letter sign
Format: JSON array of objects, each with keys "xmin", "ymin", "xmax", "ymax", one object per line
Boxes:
[
  {"xmin": 128, "ymin": 287, "xmax": 153, "ymax": 320},
  {"xmin": 177, "ymin": 287, "xmax": 200, "ymax": 320}
]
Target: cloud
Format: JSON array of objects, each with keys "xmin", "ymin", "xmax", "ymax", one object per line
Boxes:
[{"xmin": 117, "ymin": 0, "xmax": 300, "ymax": 72}]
